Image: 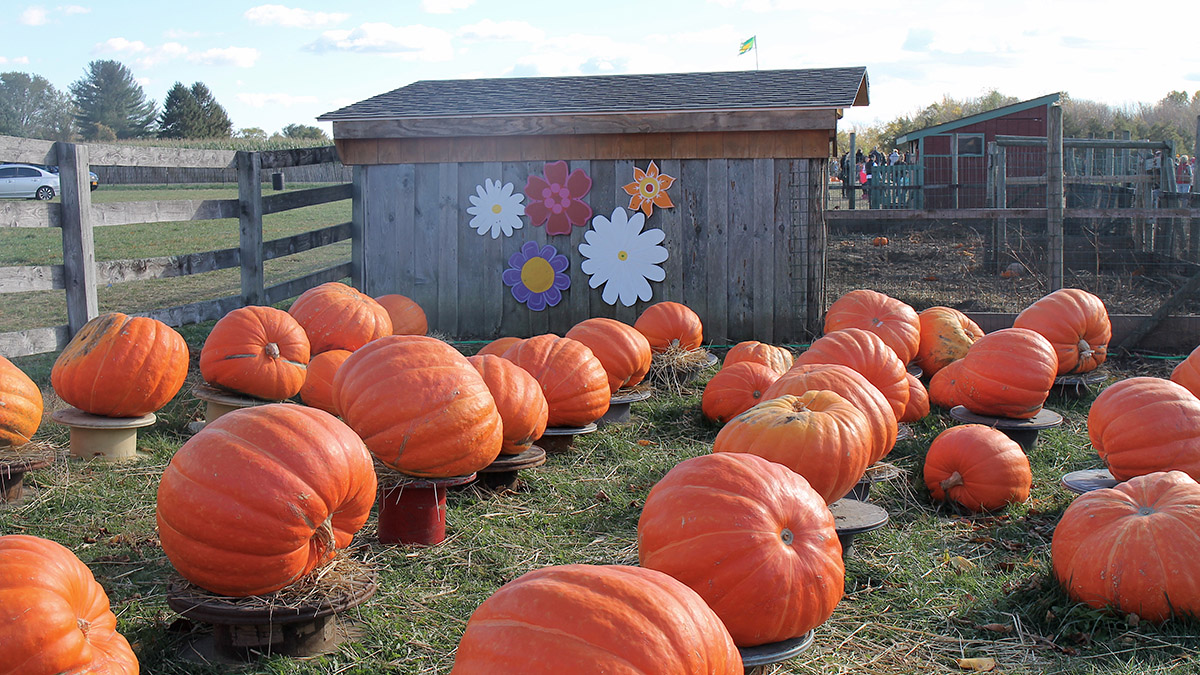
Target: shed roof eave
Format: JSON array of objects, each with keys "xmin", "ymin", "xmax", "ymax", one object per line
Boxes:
[
  {"xmin": 894, "ymin": 92, "xmax": 1062, "ymax": 145},
  {"xmin": 318, "ymin": 104, "xmax": 851, "ymax": 124}
]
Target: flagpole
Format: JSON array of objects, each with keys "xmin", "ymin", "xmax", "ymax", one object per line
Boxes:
[{"xmin": 755, "ymin": 38, "xmax": 759, "ymax": 71}]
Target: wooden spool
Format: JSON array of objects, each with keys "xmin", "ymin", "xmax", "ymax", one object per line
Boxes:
[
  {"xmin": 51, "ymin": 408, "xmax": 155, "ymax": 462},
  {"xmin": 597, "ymin": 386, "xmax": 653, "ymax": 427},
  {"xmin": 192, "ymin": 383, "xmax": 277, "ymax": 431},
  {"xmin": 829, "ymin": 498, "xmax": 889, "ymax": 559},
  {"xmin": 538, "ymin": 423, "xmax": 598, "ymax": 454},
  {"xmin": 847, "ymin": 462, "xmax": 903, "ymax": 502},
  {"xmin": 476, "ymin": 446, "xmax": 547, "ymax": 491},
  {"xmin": 1052, "ymin": 370, "xmax": 1107, "ymax": 399},
  {"xmin": 0, "ymin": 443, "xmax": 58, "ymax": 504},
  {"xmin": 947, "ymin": 406, "xmax": 1064, "ymax": 453},
  {"xmin": 739, "ymin": 630, "xmax": 815, "ymax": 674},
  {"xmin": 1060, "ymin": 468, "xmax": 1119, "ymax": 495}
]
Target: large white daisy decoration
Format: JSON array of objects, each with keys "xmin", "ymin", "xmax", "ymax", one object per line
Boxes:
[
  {"xmin": 579, "ymin": 207, "xmax": 668, "ymax": 307},
  {"xmin": 467, "ymin": 179, "xmax": 525, "ymax": 239}
]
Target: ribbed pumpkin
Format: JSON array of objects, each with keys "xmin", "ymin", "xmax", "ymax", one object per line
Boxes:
[
  {"xmin": 900, "ymin": 372, "xmax": 930, "ymax": 423},
  {"xmin": 288, "ymin": 282, "xmax": 392, "ymax": 354},
  {"xmin": 923, "ymin": 425, "xmax": 1031, "ymax": 513},
  {"xmin": 199, "ymin": 306, "xmax": 310, "ymax": 401},
  {"xmin": 915, "ymin": 306, "xmax": 984, "ymax": 376},
  {"xmin": 764, "ymin": 363, "xmax": 898, "ymax": 464},
  {"xmin": 451, "ymin": 564, "xmax": 742, "ymax": 674},
  {"xmin": 501, "ymin": 335, "xmax": 609, "ymax": 428},
  {"xmin": 51, "ymin": 312, "xmax": 188, "ymax": 418},
  {"xmin": 1052, "ymin": 471, "xmax": 1200, "ymax": 622},
  {"xmin": 701, "ymin": 361, "xmax": 780, "ymax": 424},
  {"xmin": 375, "ymin": 294, "xmax": 428, "ymax": 336},
  {"xmin": 476, "ymin": 337, "xmax": 523, "ymax": 358},
  {"xmin": 723, "ymin": 341, "xmax": 794, "ymax": 375},
  {"xmin": 0, "ymin": 356, "xmax": 42, "ymax": 447},
  {"xmin": 156, "ymin": 404, "xmax": 376, "ymax": 597},
  {"xmin": 713, "ymin": 391, "xmax": 872, "ymax": 504},
  {"xmin": 927, "ymin": 328, "xmax": 1058, "ymax": 419},
  {"xmin": 1170, "ymin": 345, "xmax": 1200, "ymax": 399},
  {"xmin": 634, "ymin": 301, "xmax": 704, "ymax": 352},
  {"xmin": 824, "ymin": 289, "xmax": 921, "ymax": 364},
  {"xmin": 794, "ymin": 327, "xmax": 909, "ymax": 419},
  {"xmin": 299, "ymin": 349, "xmax": 352, "ymax": 416},
  {"xmin": 0, "ymin": 535, "xmax": 139, "ymax": 675},
  {"xmin": 1013, "ymin": 288, "xmax": 1110, "ymax": 375},
  {"xmin": 1088, "ymin": 377, "xmax": 1200, "ymax": 482},
  {"xmin": 333, "ymin": 336, "xmax": 502, "ymax": 477},
  {"xmin": 565, "ymin": 318, "xmax": 652, "ymax": 393},
  {"xmin": 638, "ymin": 453, "xmax": 843, "ymax": 646},
  {"xmin": 468, "ymin": 354, "xmax": 549, "ymax": 455}
]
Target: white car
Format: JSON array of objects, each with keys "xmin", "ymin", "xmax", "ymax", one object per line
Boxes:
[{"xmin": 0, "ymin": 163, "xmax": 61, "ymax": 200}]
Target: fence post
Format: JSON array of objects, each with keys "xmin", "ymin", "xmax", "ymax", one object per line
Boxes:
[
  {"xmin": 1193, "ymin": 116, "xmax": 1200, "ymax": 262},
  {"xmin": 57, "ymin": 141, "xmax": 98, "ymax": 334},
  {"xmin": 1047, "ymin": 103, "xmax": 1064, "ymax": 291},
  {"xmin": 351, "ymin": 165, "xmax": 366, "ymax": 290},
  {"xmin": 237, "ymin": 151, "xmax": 264, "ymax": 306},
  {"xmin": 806, "ymin": 162, "xmax": 826, "ymax": 338}
]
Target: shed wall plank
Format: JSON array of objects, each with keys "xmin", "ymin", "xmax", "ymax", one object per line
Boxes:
[{"xmin": 705, "ymin": 160, "xmax": 730, "ymax": 343}]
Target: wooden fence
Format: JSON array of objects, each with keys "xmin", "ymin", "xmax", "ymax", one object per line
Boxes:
[
  {"xmin": 91, "ymin": 162, "xmax": 353, "ymax": 186},
  {"xmin": 0, "ymin": 135, "xmax": 355, "ymax": 359}
]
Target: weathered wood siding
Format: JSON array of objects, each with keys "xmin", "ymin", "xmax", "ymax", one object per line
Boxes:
[{"xmin": 360, "ymin": 158, "xmax": 824, "ymax": 343}]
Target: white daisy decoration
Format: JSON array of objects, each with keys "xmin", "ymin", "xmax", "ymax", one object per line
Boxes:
[
  {"xmin": 579, "ymin": 207, "xmax": 669, "ymax": 307},
  {"xmin": 467, "ymin": 179, "xmax": 525, "ymax": 239}
]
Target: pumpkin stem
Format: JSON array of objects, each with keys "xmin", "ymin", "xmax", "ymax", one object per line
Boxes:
[
  {"xmin": 264, "ymin": 342, "xmax": 281, "ymax": 359},
  {"xmin": 940, "ymin": 471, "xmax": 965, "ymax": 491},
  {"xmin": 1077, "ymin": 338, "xmax": 1094, "ymax": 362},
  {"xmin": 77, "ymin": 617, "xmax": 91, "ymax": 635},
  {"xmin": 313, "ymin": 516, "xmax": 336, "ymax": 556}
]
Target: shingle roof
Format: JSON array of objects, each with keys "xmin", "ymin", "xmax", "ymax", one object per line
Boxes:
[
  {"xmin": 895, "ymin": 93, "xmax": 1061, "ymax": 144},
  {"xmin": 318, "ymin": 67, "xmax": 868, "ymax": 121}
]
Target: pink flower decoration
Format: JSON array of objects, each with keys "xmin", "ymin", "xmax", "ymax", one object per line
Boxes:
[{"xmin": 524, "ymin": 161, "xmax": 592, "ymax": 236}]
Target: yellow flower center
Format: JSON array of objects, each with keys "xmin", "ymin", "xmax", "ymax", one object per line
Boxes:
[
  {"xmin": 521, "ymin": 257, "xmax": 555, "ymax": 293},
  {"xmin": 491, "ymin": 204, "xmax": 503, "ymax": 214},
  {"xmin": 617, "ymin": 250, "xmax": 628, "ymax": 261}
]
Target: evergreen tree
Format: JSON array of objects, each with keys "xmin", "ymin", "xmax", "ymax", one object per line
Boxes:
[
  {"xmin": 158, "ymin": 82, "xmax": 203, "ymax": 139},
  {"xmin": 70, "ymin": 60, "xmax": 157, "ymax": 140},
  {"xmin": 0, "ymin": 71, "xmax": 75, "ymax": 140},
  {"xmin": 190, "ymin": 82, "xmax": 232, "ymax": 138}
]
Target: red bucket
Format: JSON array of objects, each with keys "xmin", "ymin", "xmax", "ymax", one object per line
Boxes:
[{"xmin": 376, "ymin": 474, "xmax": 475, "ymax": 546}]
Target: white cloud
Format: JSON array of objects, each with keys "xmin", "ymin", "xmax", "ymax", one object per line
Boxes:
[
  {"xmin": 94, "ymin": 37, "xmax": 148, "ymax": 55},
  {"xmin": 305, "ymin": 23, "xmax": 453, "ymax": 61},
  {"xmin": 421, "ymin": 0, "xmax": 473, "ymax": 13},
  {"xmin": 0, "ymin": 56, "xmax": 31, "ymax": 65},
  {"xmin": 189, "ymin": 47, "xmax": 260, "ymax": 68},
  {"xmin": 244, "ymin": 5, "xmax": 348, "ymax": 28},
  {"xmin": 238, "ymin": 92, "xmax": 320, "ymax": 108},
  {"xmin": 137, "ymin": 42, "xmax": 189, "ymax": 67},
  {"xmin": 59, "ymin": 5, "xmax": 89, "ymax": 14},
  {"xmin": 20, "ymin": 7, "xmax": 49, "ymax": 25},
  {"xmin": 457, "ymin": 19, "xmax": 543, "ymax": 43},
  {"xmin": 164, "ymin": 29, "xmax": 204, "ymax": 39}
]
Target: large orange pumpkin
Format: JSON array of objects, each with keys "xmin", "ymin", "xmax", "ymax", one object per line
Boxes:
[
  {"xmin": 915, "ymin": 306, "xmax": 984, "ymax": 376},
  {"xmin": 333, "ymin": 336, "xmax": 502, "ymax": 477},
  {"xmin": 899, "ymin": 372, "xmax": 930, "ymax": 423},
  {"xmin": 1013, "ymin": 288, "xmax": 1110, "ymax": 375},
  {"xmin": 713, "ymin": 391, "xmax": 872, "ymax": 504},
  {"xmin": 375, "ymin": 294, "xmax": 428, "ymax": 336},
  {"xmin": 468, "ymin": 354, "xmax": 549, "ymax": 455},
  {"xmin": 565, "ymin": 318, "xmax": 652, "ymax": 393},
  {"xmin": 824, "ymin": 289, "xmax": 921, "ymax": 364},
  {"xmin": 451, "ymin": 564, "xmax": 742, "ymax": 674},
  {"xmin": 502, "ymin": 335, "xmax": 610, "ymax": 427},
  {"xmin": 476, "ymin": 337, "xmax": 523, "ymax": 358},
  {"xmin": 923, "ymin": 425, "xmax": 1031, "ymax": 513},
  {"xmin": 157, "ymin": 404, "xmax": 376, "ymax": 597},
  {"xmin": 51, "ymin": 312, "xmax": 188, "ymax": 418},
  {"xmin": 1088, "ymin": 377, "xmax": 1200, "ymax": 482},
  {"xmin": 1170, "ymin": 345, "xmax": 1200, "ymax": 399},
  {"xmin": 764, "ymin": 363, "xmax": 898, "ymax": 464},
  {"xmin": 794, "ymin": 327, "xmax": 909, "ymax": 419},
  {"xmin": 701, "ymin": 361, "xmax": 780, "ymax": 424},
  {"xmin": 638, "ymin": 453, "xmax": 843, "ymax": 646},
  {"xmin": 634, "ymin": 301, "xmax": 704, "ymax": 352},
  {"xmin": 0, "ymin": 356, "xmax": 42, "ymax": 447},
  {"xmin": 199, "ymin": 305, "xmax": 310, "ymax": 401},
  {"xmin": 299, "ymin": 349, "xmax": 352, "ymax": 416},
  {"xmin": 288, "ymin": 282, "xmax": 392, "ymax": 353},
  {"xmin": 1052, "ymin": 471, "xmax": 1200, "ymax": 622},
  {"xmin": 0, "ymin": 535, "xmax": 139, "ymax": 675},
  {"xmin": 723, "ymin": 341, "xmax": 794, "ymax": 375},
  {"xmin": 927, "ymin": 328, "xmax": 1058, "ymax": 419}
]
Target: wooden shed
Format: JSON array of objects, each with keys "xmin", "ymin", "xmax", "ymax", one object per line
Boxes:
[{"xmin": 320, "ymin": 67, "xmax": 869, "ymax": 342}]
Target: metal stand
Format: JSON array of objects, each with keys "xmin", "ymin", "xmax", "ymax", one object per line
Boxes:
[
  {"xmin": 1060, "ymin": 468, "xmax": 1119, "ymax": 495},
  {"xmin": 538, "ymin": 423, "xmax": 598, "ymax": 454},
  {"xmin": 376, "ymin": 470, "xmax": 476, "ymax": 545},
  {"xmin": 829, "ymin": 498, "xmax": 889, "ymax": 558},
  {"xmin": 597, "ymin": 387, "xmax": 652, "ymax": 427},
  {"xmin": 1052, "ymin": 371, "xmax": 1107, "ymax": 399},
  {"xmin": 739, "ymin": 630, "xmax": 815, "ymax": 674},
  {"xmin": 947, "ymin": 406, "xmax": 1064, "ymax": 452},
  {"xmin": 192, "ymin": 383, "xmax": 275, "ymax": 432},
  {"xmin": 475, "ymin": 446, "xmax": 547, "ymax": 491},
  {"xmin": 896, "ymin": 424, "xmax": 915, "ymax": 442},
  {"xmin": 51, "ymin": 408, "xmax": 155, "ymax": 462},
  {"xmin": 0, "ymin": 443, "xmax": 57, "ymax": 504},
  {"xmin": 907, "ymin": 364, "xmax": 924, "ymax": 379},
  {"xmin": 848, "ymin": 462, "xmax": 902, "ymax": 502}
]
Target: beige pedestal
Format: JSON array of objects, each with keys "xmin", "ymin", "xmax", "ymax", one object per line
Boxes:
[
  {"xmin": 51, "ymin": 408, "xmax": 155, "ymax": 462},
  {"xmin": 192, "ymin": 384, "xmax": 274, "ymax": 431}
]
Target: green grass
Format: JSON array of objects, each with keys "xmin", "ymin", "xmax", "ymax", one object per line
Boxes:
[{"xmin": 3, "ymin": 349, "xmax": 1199, "ymax": 674}]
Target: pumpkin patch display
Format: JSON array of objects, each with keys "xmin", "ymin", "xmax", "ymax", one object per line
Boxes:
[
  {"xmin": 713, "ymin": 391, "xmax": 872, "ymax": 504},
  {"xmin": 927, "ymin": 328, "xmax": 1057, "ymax": 419},
  {"xmin": 468, "ymin": 354, "xmax": 549, "ymax": 455},
  {"xmin": 701, "ymin": 361, "xmax": 780, "ymax": 424},
  {"xmin": 451, "ymin": 564, "xmax": 742, "ymax": 674},
  {"xmin": 1052, "ymin": 470, "xmax": 1200, "ymax": 622},
  {"xmin": 1088, "ymin": 377, "xmax": 1200, "ymax": 482},
  {"xmin": 923, "ymin": 425, "xmax": 1031, "ymax": 513},
  {"xmin": 333, "ymin": 336, "xmax": 503, "ymax": 477},
  {"xmin": 634, "ymin": 301, "xmax": 704, "ymax": 353},
  {"xmin": 51, "ymin": 312, "xmax": 188, "ymax": 418},
  {"xmin": 0, "ymin": 534, "xmax": 139, "ymax": 675},
  {"xmin": 915, "ymin": 306, "xmax": 984, "ymax": 376},
  {"xmin": 375, "ymin": 293, "xmax": 428, "ymax": 336},
  {"xmin": 501, "ymin": 334, "xmax": 610, "ymax": 427},
  {"xmin": 199, "ymin": 305, "xmax": 310, "ymax": 401},
  {"xmin": 476, "ymin": 336, "xmax": 523, "ymax": 358},
  {"xmin": 1013, "ymin": 288, "xmax": 1110, "ymax": 375},
  {"xmin": 900, "ymin": 372, "xmax": 930, "ymax": 423},
  {"xmin": 156, "ymin": 404, "xmax": 376, "ymax": 597},
  {"xmin": 723, "ymin": 340, "xmax": 794, "ymax": 375},
  {"xmin": 299, "ymin": 349, "xmax": 352, "ymax": 416},
  {"xmin": 794, "ymin": 327, "xmax": 909, "ymax": 419},
  {"xmin": 638, "ymin": 453, "xmax": 843, "ymax": 646},
  {"xmin": 1170, "ymin": 344, "xmax": 1200, "ymax": 398},
  {"xmin": 0, "ymin": 356, "xmax": 42, "ymax": 447},
  {"xmin": 288, "ymin": 282, "xmax": 392, "ymax": 354},
  {"xmin": 824, "ymin": 289, "xmax": 920, "ymax": 364},
  {"xmin": 564, "ymin": 317, "xmax": 652, "ymax": 393}
]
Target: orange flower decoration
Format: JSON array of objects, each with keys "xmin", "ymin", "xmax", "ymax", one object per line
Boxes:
[{"xmin": 623, "ymin": 161, "xmax": 675, "ymax": 216}]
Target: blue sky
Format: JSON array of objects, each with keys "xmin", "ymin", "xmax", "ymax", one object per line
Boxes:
[{"xmin": 3, "ymin": 1, "xmax": 1197, "ymax": 137}]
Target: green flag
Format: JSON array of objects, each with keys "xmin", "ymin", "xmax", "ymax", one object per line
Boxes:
[{"xmin": 739, "ymin": 36, "xmax": 756, "ymax": 55}]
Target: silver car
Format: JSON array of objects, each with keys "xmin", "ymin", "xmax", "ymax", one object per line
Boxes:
[{"xmin": 0, "ymin": 163, "xmax": 61, "ymax": 200}]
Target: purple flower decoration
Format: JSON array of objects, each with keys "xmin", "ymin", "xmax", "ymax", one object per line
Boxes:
[
  {"xmin": 524, "ymin": 160, "xmax": 592, "ymax": 236},
  {"xmin": 502, "ymin": 241, "xmax": 571, "ymax": 311}
]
